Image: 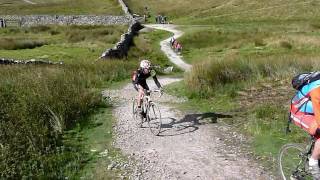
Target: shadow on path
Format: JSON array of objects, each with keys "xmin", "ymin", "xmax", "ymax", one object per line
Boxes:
[{"xmin": 159, "ymin": 112, "xmax": 232, "ymax": 136}]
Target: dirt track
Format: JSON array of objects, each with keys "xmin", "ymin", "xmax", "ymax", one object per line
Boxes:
[
  {"xmin": 143, "ymin": 24, "xmax": 192, "ymax": 71},
  {"xmin": 104, "ymin": 78, "xmax": 270, "ymax": 179},
  {"xmin": 104, "ymin": 25, "xmax": 271, "ymax": 179}
]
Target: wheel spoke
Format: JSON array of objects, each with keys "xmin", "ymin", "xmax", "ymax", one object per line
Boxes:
[
  {"xmin": 132, "ymin": 99, "xmax": 143, "ymax": 127},
  {"xmin": 148, "ymin": 103, "xmax": 162, "ymax": 136}
]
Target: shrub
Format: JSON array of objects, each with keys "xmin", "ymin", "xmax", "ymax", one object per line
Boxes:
[
  {"xmin": 66, "ymin": 30, "xmax": 86, "ymax": 42},
  {"xmin": 0, "ymin": 60, "xmax": 136, "ymax": 178},
  {"xmin": 280, "ymin": 41, "xmax": 293, "ymax": 49},
  {"xmin": 254, "ymin": 38, "xmax": 266, "ymax": 47},
  {"xmin": 186, "ymin": 56, "xmax": 317, "ymax": 97},
  {"xmin": 0, "ymin": 38, "xmax": 47, "ymax": 50},
  {"xmin": 310, "ymin": 23, "xmax": 320, "ymax": 29},
  {"xmin": 50, "ymin": 30, "xmax": 60, "ymax": 35},
  {"xmin": 29, "ymin": 25, "xmax": 52, "ymax": 33}
]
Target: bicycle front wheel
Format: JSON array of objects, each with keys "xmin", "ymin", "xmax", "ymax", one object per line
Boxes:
[
  {"xmin": 278, "ymin": 143, "xmax": 311, "ymax": 180},
  {"xmin": 147, "ymin": 102, "xmax": 162, "ymax": 136}
]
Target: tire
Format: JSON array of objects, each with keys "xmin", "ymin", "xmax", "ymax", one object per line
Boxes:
[
  {"xmin": 147, "ymin": 102, "xmax": 162, "ymax": 136},
  {"xmin": 278, "ymin": 143, "xmax": 311, "ymax": 180},
  {"xmin": 132, "ymin": 99, "xmax": 143, "ymax": 127}
]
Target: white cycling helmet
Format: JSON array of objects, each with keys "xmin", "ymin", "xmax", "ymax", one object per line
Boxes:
[{"xmin": 140, "ymin": 60, "xmax": 151, "ymax": 69}]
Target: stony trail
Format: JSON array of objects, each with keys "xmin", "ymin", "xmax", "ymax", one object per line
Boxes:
[
  {"xmin": 143, "ymin": 24, "xmax": 192, "ymax": 71},
  {"xmin": 104, "ymin": 78, "xmax": 270, "ymax": 179},
  {"xmin": 104, "ymin": 25, "xmax": 271, "ymax": 179}
]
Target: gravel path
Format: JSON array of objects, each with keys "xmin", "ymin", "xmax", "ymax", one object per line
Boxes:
[
  {"xmin": 143, "ymin": 24, "xmax": 192, "ymax": 71},
  {"xmin": 104, "ymin": 25, "xmax": 272, "ymax": 179},
  {"xmin": 104, "ymin": 78, "xmax": 271, "ymax": 179}
]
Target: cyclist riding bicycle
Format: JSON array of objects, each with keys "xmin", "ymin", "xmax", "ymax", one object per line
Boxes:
[
  {"xmin": 290, "ymin": 75, "xmax": 320, "ymax": 179},
  {"xmin": 132, "ymin": 60, "xmax": 162, "ymax": 116}
]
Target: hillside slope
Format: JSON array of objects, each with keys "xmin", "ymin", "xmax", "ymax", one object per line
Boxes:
[{"xmin": 125, "ymin": 0, "xmax": 320, "ymax": 24}]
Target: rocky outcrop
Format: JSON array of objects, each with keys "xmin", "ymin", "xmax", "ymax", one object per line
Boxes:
[
  {"xmin": 0, "ymin": 58, "xmax": 63, "ymax": 65},
  {"xmin": 0, "ymin": 15, "xmax": 131, "ymax": 27}
]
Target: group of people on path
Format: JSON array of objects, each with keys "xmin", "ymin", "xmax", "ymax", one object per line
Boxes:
[
  {"xmin": 155, "ymin": 14, "xmax": 168, "ymax": 24},
  {"xmin": 170, "ymin": 37, "xmax": 182, "ymax": 54}
]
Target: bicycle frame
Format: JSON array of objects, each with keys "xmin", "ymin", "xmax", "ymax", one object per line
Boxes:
[
  {"xmin": 290, "ymin": 136, "xmax": 315, "ymax": 179},
  {"xmin": 141, "ymin": 90, "xmax": 161, "ymax": 114},
  {"xmin": 283, "ymin": 117, "xmax": 316, "ymax": 177}
]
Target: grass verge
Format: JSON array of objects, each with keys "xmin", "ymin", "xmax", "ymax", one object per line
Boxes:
[
  {"xmin": 0, "ymin": 25, "xmax": 127, "ymax": 63},
  {"xmin": 0, "ymin": 25, "xmax": 174, "ymax": 178},
  {"xmin": 166, "ymin": 77, "xmax": 312, "ymax": 174}
]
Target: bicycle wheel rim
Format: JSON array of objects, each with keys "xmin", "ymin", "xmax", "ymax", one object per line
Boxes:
[
  {"xmin": 132, "ymin": 99, "xmax": 143, "ymax": 127},
  {"xmin": 278, "ymin": 143, "xmax": 311, "ymax": 180},
  {"xmin": 147, "ymin": 103, "xmax": 162, "ymax": 136}
]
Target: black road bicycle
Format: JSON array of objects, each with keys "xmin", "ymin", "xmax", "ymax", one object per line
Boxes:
[{"xmin": 132, "ymin": 89, "xmax": 162, "ymax": 136}]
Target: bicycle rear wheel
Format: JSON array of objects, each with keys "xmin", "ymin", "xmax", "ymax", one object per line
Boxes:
[
  {"xmin": 147, "ymin": 102, "xmax": 162, "ymax": 136},
  {"xmin": 132, "ymin": 99, "xmax": 143, "ymax": 127},
  {"xmin": 278, "ymin": 143, "xmax": 311, "ymax": 180}
]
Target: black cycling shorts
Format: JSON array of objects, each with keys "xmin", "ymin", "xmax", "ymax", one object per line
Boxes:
[{"xmin": 138, "ymin": 81, "xmax": 149, "ymax": 90}]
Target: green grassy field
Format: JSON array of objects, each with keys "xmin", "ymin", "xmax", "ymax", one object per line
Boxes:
[
  {"xmin": 0, "ymin": 0, "xmax": 122, "ymax": 15},
  {"xmin": 124, "ymin": 0, "xmax": 320, "ymax": 24},
  {"xmin": 0, "ymin": 25, "xmax": 173, "ymax": 178},
  {"xmin": 0, "ymin": 25, "xmax": 128, "ymax": 62},
  {"xmin": 124, "ymin": 0, "xmax": 320, "ymax": 175},
  {"xmin": 3, "ymin": 0, "xmax": 320, "ymax": 177},
  {"xmin": 169, "ymin": 25, "xmax": 320, "ymax": 176}
]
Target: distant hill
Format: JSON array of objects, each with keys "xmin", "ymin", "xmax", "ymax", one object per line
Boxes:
[
  {"xmin": 0, "ymin": 0, "xmax": 123, "ymax": 15},
  {"xmin": 124, "ymin": 0, "xmax": 320, "ymax": 24}
]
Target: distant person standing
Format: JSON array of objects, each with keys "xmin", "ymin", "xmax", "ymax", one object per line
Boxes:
[
  {"xmin": 160, "ymin": 15, "xmax": 165, "ymax": 24},
  {"xmin": 156, "ymin": 14, "xmax": 161, "ymax": 24},
  {"xmin": 143, "ymin": 6, "xmax": 150, "ymax": 23},
  {"xmin": 144, "ymin": 6, "xmax": 150, "ymax": 18},
  {"xmin": 163, "ymin": 16, "xmax": 167, "ymax": 24},
  {"xmin": 0, "ymin": 19, "xmax": 5, "ymax": 28}
]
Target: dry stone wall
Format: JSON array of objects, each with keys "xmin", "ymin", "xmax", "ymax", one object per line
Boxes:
[
  {"xmin": 0, "ymin": 58, "xmax": 63, "ymax": 65},
  {"xmin": 100, "ymin": 21, "xmax": 143, "ymax": 59},
  {"xmin": 0, "ymin": 15, "xmax": 131, "ymax": 27},
  {"xmin": 100, "ymin": 0, "xmax": 144, "ymax": 59},
  {"xmin": 118, "ymin": 0, "xmax": 134, "ymax": 19}
]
